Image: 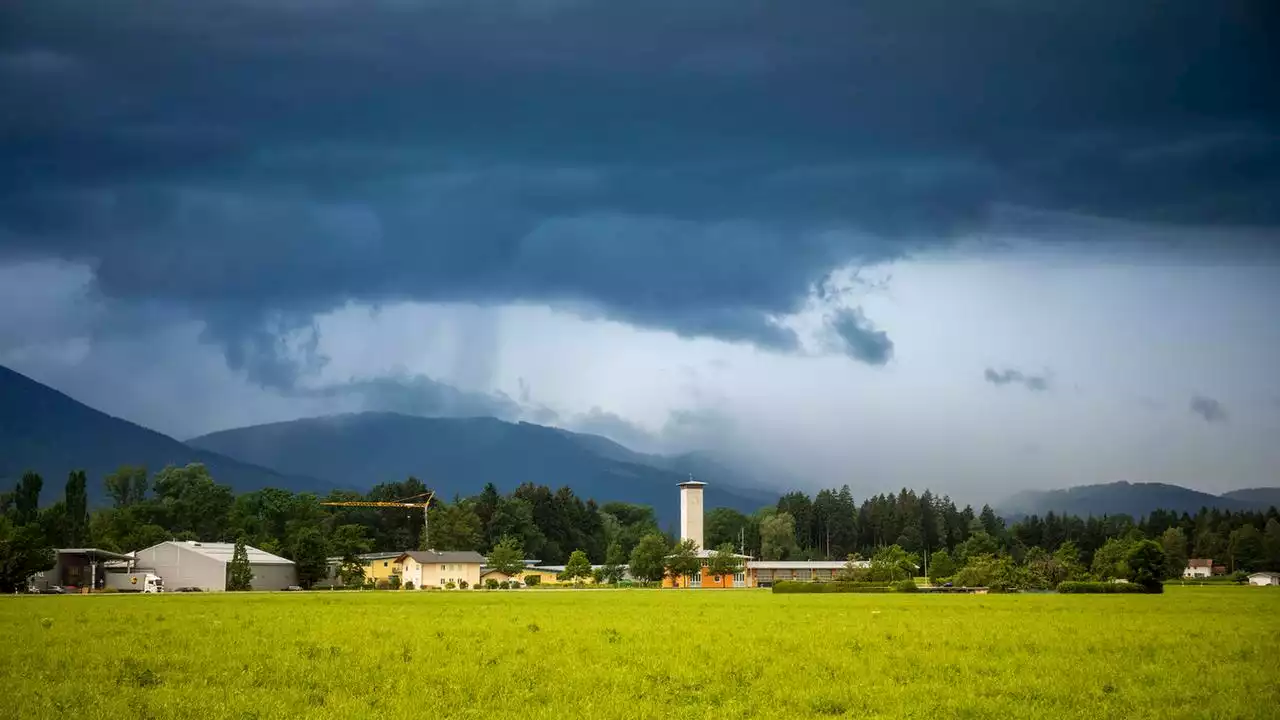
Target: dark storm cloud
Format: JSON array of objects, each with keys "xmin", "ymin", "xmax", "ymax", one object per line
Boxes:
[
  {"xmin": 827, "ymin": 308, "xmax": 894, "ymax": 365},
  {"xmin": 1189, "ymin": 395, "xmax": 1229, "ymax": 423},
  {"xmin": 299, "ymin": 374, "xmax": 522, "ymax": 420},
  {"xmin": 1, "ymin": 0, "xmax": 1277, "ymax": 386},
  {"xmin": 984, "ymin": 368, "xmax": 1050, "ymax": 392}
]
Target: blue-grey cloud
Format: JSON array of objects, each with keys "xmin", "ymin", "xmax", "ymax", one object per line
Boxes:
[
  {"xmin": 984, "ymin": 368, "xmax": 1050, "ymax": 392},
  {"xmin": 1, "ymin": 0, "xmax": 1277, "ymax": 388},
  {"xmin": 828, "ymin": 308, "xmax": 894, "ymax": 365},
  {"xmin": 1189, "ymin": 395, "xmax": 1228, "ymax": 423}
]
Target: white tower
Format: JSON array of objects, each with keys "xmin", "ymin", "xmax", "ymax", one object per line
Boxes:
[{"xmin": 678, "ymin": 479, "xmax": 706, "ymax": 551}]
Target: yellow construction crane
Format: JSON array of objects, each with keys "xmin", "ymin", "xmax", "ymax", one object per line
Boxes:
[{"xmin": 321, "ymin": 491, "xmax": 437, "ymax": 548}]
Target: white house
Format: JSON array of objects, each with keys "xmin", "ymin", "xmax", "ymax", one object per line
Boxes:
[
  {"xmin": 1183, "ymin": 559, "xmax": 1213, "ymax": 578},
  {"xmin": 396, "ymin": 550, "xmax": 485, "ymax": 589},
  {"xmin": 1247, "ymin": 572, "xmax": 1280, "ymax": 587}
]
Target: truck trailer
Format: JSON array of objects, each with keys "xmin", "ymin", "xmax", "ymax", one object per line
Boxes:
[{"xmin": 103, "ymin": 572, "xmax": 164, "ymax": 593}]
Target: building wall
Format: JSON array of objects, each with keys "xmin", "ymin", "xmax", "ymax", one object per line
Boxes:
[
  {"xmin": 397, "ymin": 557, "xmax": 423, "ymax": 587},
  {"xmin": 481, "ymin": 570, "xmax": 519, "ymax": 585},
  {"xmin": 1248, "ymin": 575, "xmax": 1278, "ymax": 586},
  {"xmin": 522, "ymin": 569, "xmax": 561, "ymax": 585},
  {"xmin": 368, "ymin": 557, "xmax": 400, "ymax": 583},
  {"xmin": 249, "ymin": 563, "xmax": 296, "ymax": 591},
  {"xmin": 662, "ymin": 562, "xmax": 755, "ymax": 588},
  {"xmin": 135, "ymin": 543, "xmax": 226, "ymax": 591},
  {"xmin": 420, "ymin": 562, "xmax": 481, "ymax": 588},
  {"xmin": 1184, "ymin": 566, "xmax": 1212, "ymax": 578}
]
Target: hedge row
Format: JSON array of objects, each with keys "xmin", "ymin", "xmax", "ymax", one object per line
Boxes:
[
  {"xmin": 1056, "ymin": 581, "xmax": 1152, "ymax": 594},
  {"xmin": 772, "ymin": 581, "xmax": 920, "ymax": 594}
]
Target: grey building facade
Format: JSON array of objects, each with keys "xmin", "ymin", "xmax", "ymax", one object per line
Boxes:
[{"xmin": 133, "ymin": 540, "xmax": 296, "ymax": 591}]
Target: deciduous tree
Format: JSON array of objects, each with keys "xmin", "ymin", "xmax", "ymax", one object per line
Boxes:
[
  {"xmin": 1126, "ymin": 539, "xmax": 1166, "ymax": 593},
  {"xmin": 560, "ymin": 549, "xmax": 593, "ymax": 583},
  {"xmin": 759, "ymin": 511, "xmax": 800, "ymax": 561},
  {"xmin": 290, "ymin": 528, "xmax": 330, "ymax": 589},
  {"xmin": 927, "ymin": 549, "xmax": 956, "ymax": 581},
  {"xmin": 1159, "ymin": 527, "xmax": 1188, "ymax": 579},
  {"xmin": 487, "ymin": 535, "xmax": 526, "ymax": 579},
  {"xmin": 663, "ymin": 538, "xmax": 702, "ymax": 586},
  {"xmin": 600, "ymin": 542, "xmax": 627, "ymax": 584},
  {"xmin": 706, "ymin": 542, "xmax": 742, "ymax": 580}
]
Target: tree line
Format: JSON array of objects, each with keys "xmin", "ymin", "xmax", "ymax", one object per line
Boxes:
[
  {"xmin": 705, "ymin": 487, "xmax": 1280, "ymax": 575},
  {"xmin": 3, "ymin": 465, "xmax": 1278, "ymax": 592}
]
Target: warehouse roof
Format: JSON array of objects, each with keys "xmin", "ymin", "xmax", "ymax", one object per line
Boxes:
[
  {"xmin": 154, "ymin": 541, "xmax": 294, "ymax": 565},
  {"xmin": 57, "ymin": 547, "xmax": 135, "ymax": 562},
  {"xmin": 325, "ymin": 551, "xmax": 404, "ymax": 563},
  {"xmin": 747, "ymin": 560, "xmax": 868, "ymax": 570},
  {"xmin": 398, "ymin": 550, "xmax": 486, "ymax": 564}
]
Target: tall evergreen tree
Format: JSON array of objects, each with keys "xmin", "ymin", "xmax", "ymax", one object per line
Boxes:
[
  {"xmin": 226, "ymin": 537, "xmax": 254, "ymax": 591},
  {"xmin": 64, "ymin": 470, "xmax": 89, "ymax": 547}
]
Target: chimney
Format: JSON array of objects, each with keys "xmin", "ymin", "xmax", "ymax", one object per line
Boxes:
[{"xmin": 678, "ymin": 479, "xmax": 706, "ymax": 550}]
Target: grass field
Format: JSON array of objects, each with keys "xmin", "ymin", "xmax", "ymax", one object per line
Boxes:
[{"xmin": 3, "ymin": 587, "xmax": 1278, "ymax": 719}]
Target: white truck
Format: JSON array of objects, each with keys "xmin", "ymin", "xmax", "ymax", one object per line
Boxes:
[{"xmin": 104, "ymin": 572, "xmax": 164, "ymax": 593}]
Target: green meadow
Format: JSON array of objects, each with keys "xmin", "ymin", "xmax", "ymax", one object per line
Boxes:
[{"xmin": 3, "ymin": 587, "xmax": 1277, "ymax": 719}]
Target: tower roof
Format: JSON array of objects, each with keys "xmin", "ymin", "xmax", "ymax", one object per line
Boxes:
[{"xmin": 678, "ymin": 479, "xmax": 707, "ymax": 488}]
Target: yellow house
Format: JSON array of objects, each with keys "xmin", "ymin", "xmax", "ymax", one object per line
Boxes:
[
  {"xmin": 519, "ymin": 567, "xmax": 563, "ymax": 585},
  {"xmin": 362, "ymin": 552, "xmax": 404, "ymax": 585},
  {"xmin": 479, "ymin": 568, "xmax": 522, "ymax": 585},
  {"xmin": 320, "ymin": 551, "xmax": 405, "ymax": 588},
  {"xmin": 395, "ymin": 550, "xmax": 485, "ymax": 589}
]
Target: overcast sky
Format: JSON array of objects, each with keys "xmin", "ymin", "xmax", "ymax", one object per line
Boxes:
[{"xmin": 1, "ymin": 1, "xmax": 1277, "ymax": 503}]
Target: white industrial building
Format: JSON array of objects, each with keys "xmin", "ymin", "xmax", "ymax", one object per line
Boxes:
[
  {"xmin": 1247, "ymin": 572, "xmax": 1280, "ymax": 586},
  {"xmin": 133, "ymin": 540, "xmax": 296, "ymax": 591}
]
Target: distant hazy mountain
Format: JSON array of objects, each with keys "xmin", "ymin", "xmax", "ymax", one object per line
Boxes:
[
  {"xmin": 188, "ymin": 412, "xmax": 776, "ymax": 522},
  {"xmin": 999, "ymin": 481, "xmax": 1276, "ymax": 519},
  {"xmin": 0, "ymin": 365, "xmax": 326, "ymax": 503},
  {"xmin": 1220, "ymin": 487, "xmax": 1280, "ymax": 508}
]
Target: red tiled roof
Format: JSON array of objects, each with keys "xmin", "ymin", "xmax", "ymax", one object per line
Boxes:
[{"xmin": 1187, "ymin": 558, "xmax": 1213, "ymax": 568}]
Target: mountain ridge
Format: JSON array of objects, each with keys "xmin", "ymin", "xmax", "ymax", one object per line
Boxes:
[
  {"xmin": 998, "ymin": 480, "xmax": 1277, "ymax": 519},
  {"xmin": 187, "ymin": 411, "xmax": 776, "ymax": 523},
  {"xmin": 0, "ymin": 364, "xmax": 328, "ymax": 503}
]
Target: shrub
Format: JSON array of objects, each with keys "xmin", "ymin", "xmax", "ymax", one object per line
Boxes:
[
  {"xmin": 498, "ymin": 581, "xmax": 510, "ymax": 590},
  {"xmin": 458, "ymin": 580, "xmax": 469, "ymax": 590},
  {"xmin": 445, "ymin": 581, "xmax": 456, "ymax": 590},
  {"xmin": 772, "ymin": 581, "xmax": 893, "ymax": 594},
  {"xmin": 524, "ymin": 575, "xmax": 541, "ymax": 587},
  {"xmin": 1056, "ymin": 581, "xmax": 1149, "ymax": 594},
  {"xmin": 375, "ymin": 579, "xmax": 390, "ymax": 591},
  {"xmin": 387, "ymin": 575, "xmax": 401, "ymax": 590},
  {"xmin": 893, "ymin": 579, "xmax": 919, "ymax": 593},
  {"xmin": 403, "ymin": 581, "xmax": 415, "ymax": 591},
  {"xmin": 485, "ymin": 578, "xmax": 499, "ymax": 590}
]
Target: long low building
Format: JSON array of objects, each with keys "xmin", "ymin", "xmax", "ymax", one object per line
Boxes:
[{"xmin": 133, "ymin": 540, "xmax": 296, "ymax": 591}]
